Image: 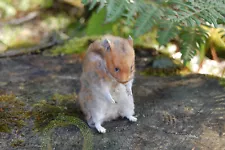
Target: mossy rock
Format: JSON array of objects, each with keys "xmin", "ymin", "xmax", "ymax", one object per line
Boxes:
[
  {"xmin": 31, "ymin": 93, "xmax": 79, "ymax": 131},
  {"xmin": 31, "ymin": 93, "xmax": 93, "ymax": 150},
  {"xmin": 50, "ymin": 36, "xmax": 99, "ymax": 55},
  {"xmin": 140, "ymin": 56, "xmax": 189, "ymax": 77}
]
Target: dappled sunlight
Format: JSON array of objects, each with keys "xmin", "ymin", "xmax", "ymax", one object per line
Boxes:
[{"xmin": 171, "ymin": 51, "xmax": 225, "ymax": 78}]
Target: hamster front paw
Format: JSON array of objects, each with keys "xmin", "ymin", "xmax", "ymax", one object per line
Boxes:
[
  {"xmin": 111, "ymin": 98, "xmax": 116, "ymax": 104},
  {"xmin": 105, "ymin": 92, "xmax": 116, "ymax": 103},
  {"xmin": 126, "ymin": 89, "xmax": 133, "ymax": 96}
]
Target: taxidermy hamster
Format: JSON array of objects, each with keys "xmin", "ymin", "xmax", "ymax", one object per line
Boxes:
[{"xmin": 78, "ymin": 35, "xmax": 137, "ymax": 133}]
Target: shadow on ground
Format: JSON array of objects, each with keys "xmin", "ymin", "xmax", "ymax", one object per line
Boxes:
[{"xmin": 0, "ymin": 54, "xmax": 225, "ymax": 150}]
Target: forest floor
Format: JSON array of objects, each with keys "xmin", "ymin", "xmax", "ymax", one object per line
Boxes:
[{"xmin": 0, "ymin": 53, "xmax": 225, "ymax": 150}]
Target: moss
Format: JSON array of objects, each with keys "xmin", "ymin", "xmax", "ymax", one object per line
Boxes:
[
  {"xmin": 50, "ymin": 36, "xmax": 99, "ymax": 55},
  {"xmin": 31, "ymin": 93, "xmax": 78, "ymax": 131},
  {"xmin": 139, "ymin": 55, "xmax": 191, "ymax": 77},
  {"xmin": 219, "ymin": 78, "xmax": 225, "ymax": 88},
  {"xmin": 0, "ymin": 94, "xmax": 27, "ymax": 133},
  {"xmin": 41, "ymin": 115, "xmax": 93, "ymax": 150},
  {"xmin": 31, "ymin": 93, "xmax": 93, "ymax": 150},
  {"xmin": 140, "ymin": 65, "xmax": 190, "ymax": 77},
  {"xmin": 11, "ymin": 139, "xmax": 24, "ymax": 147}
]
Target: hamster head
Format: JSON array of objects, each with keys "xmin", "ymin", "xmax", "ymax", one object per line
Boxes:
[{"xmin": 102, "ymin": 35, "xmax": 135, "ymax": 84}]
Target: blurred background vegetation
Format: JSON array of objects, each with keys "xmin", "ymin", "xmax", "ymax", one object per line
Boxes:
[{"xmin": 0, "ymin": 0, "xmax": 224, "ymax": 77}]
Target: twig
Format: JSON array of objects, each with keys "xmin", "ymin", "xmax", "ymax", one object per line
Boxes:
[
  {"xmin": 0, "ymin": 35, "xmax": 62, "ymax": 58},
  {"xmin": 0, "ymin": 11, "xmax": 39, "ymax": 26}
]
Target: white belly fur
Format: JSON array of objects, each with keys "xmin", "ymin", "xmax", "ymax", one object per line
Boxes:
[{"xmin": 90, "ymin": 83, "xmax": 134, "ymax": 122}]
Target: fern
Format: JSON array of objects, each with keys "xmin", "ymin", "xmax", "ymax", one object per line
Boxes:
[
  {"xmin": 157, "ymin": 22, "xmax": 179, "ymax": 45},
  {"xmin": 179, "ymin": 27, "xmax": 209, "ymax": 64},
  {"xmin": 105, "ymin": 0, "xmax": 126, "ymax": 22},
  {"xmin": 134, "ymin": 4, "xmax": 162, "ymax": 37},
  {"xmin": 82, "ymin": 0, "xmax": 225, "ymax": 63},
  {"xmin": 123, "ymin": 0, "xmax": 142, "ymax": 24},
  {"xmin": 167, "ymin": 0, "xmax": 225, "ymax": 27}
]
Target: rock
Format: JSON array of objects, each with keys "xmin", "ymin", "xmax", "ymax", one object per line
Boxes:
[
  {"xmin": 0, "ymin": 55, "xmax": 225, "ymax": 150},
  {"xmin": 152, "ymin": 57, "xmax": 178, "ymax": 68}
]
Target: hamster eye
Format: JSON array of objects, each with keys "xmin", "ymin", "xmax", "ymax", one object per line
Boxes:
[
  {"xmin": 115, "ymin": 67, "xmax": 120, "ymax": 72},
  {"xmin": 106, "ymin": 46, "xmax": 110, "ymax": 51}
]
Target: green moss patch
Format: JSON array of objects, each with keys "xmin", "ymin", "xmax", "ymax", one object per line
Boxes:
[
  {"xmin": 31, "ymin": 93, "xmax": 79, "ymax": 131},
  {"xmin": 11, "ymin": 139, "xmax": 25, "ymax": 147},
  {"xmin": 219, "ymin": 78, "xmax": 225, "ymax": 88},
  {"xmin": 50, "ymin": 36, "xmax": 99, "ymax": 55},
  {"xmin": 31, "ymin": 93, "xmax": 93, "ymax": 149},
  {"xmin": 140, "ymin": 67, "xmax": 187, "ymax": 77},
  {"xmin": 41, "ymin": 115, "xmax": 93, "ymax": 150},
  {"xmin": 0, "ymin": 94, "xmax": 27, "ymax": 133}
]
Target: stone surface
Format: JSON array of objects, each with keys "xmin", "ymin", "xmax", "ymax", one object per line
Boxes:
[{"xmin": 0, "ymin": 54, "xmax": 225, "ymax": 150}]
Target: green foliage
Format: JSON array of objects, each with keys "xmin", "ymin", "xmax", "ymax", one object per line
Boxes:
[
  {"xmin": 208, "ymin": 28, "xmax": 225, "ymax": 50},
  {"xmin": 105, "ymin": 0, "xmax": 127, "ymax": 23},
  {"xmin": 134, "ymin": 4, "xmax": 162, "ymax": 37},
  {"xmin": 86, "ymin": 8, "xmax": 115, "ymax": 36},
  {"xmin": 167, "ymin": 0, "xmax": 225, "ymax": 27},
  {"xmin": 140, "ymin": 56, "xmax": 188, "ymax": 76},
  {"xmin": 179, "ymin": 27, "xmax": 209, "ymax": 64},
  {"xmin": 157, "ymin": 22, "xmax": 179, "ymax": 46},
  {"xmin": 51, "ymin": 36, "xmax": 99, "ymax": 55},
  {"xmin": 219, "ymin": 77, "xmax": 225, "ymax": 88},
  {"xmin": 82, "ymin": 0, "xmax": 225, "ymax": 64},
  {"xmin": 0, "ymin": 94, "xmax": 27, "ymax": 132}
]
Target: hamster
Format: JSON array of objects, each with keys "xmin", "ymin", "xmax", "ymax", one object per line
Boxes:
[{"xmin": 78, "ymin": 35, "xmax": 137, "ymax": 133}]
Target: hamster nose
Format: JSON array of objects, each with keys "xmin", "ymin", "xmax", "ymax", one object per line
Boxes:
[
  {"xmin": 120, "ymin": 80, "xmax": 129, "ymax": 84},
  {"xmin": 120, "ymin": 73, "xmax": 129, "ymax": 83}
]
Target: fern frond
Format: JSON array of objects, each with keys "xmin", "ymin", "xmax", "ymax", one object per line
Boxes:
[
  {"xmin": 167, "ymin": 0, "xmax": 225, "ymax": 27},
  {"xmin": 81, "ymin": 0, "xmax": 90, "ymax": 5},
  {"xmin": 123, "ymin": 1, "xmax": 144, "ymax": 24},
  {"xmin": 157, "ymin": 22, "xmax": 179, "ymax": 45},
  {"xmin": 81, "ymin": 0, "xmax": 106, "ymax": 10},
  {"xmin": 134, "ymin": 4, "xmax": 162, "ymax": 37},
  {"xmin": 179, "ymin": 27, "xmax": 208, "ymax": 64},
  {"xmin": 105, "ymin": 0, "xmax": 127, "ymax": 22}
]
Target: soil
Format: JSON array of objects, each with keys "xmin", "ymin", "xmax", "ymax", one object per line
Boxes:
[{"xmin": 0, "ymin": 54, "xmax": 225, "ymax": 150}]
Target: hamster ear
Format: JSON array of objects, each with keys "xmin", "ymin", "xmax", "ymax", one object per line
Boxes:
[
  {"xmin": 127, "ymin": 35, "xmax": 133, "ymax": 46},
  {"xmin": 102, "ymin": 39, "xmax": 111, "ymax": 51}
]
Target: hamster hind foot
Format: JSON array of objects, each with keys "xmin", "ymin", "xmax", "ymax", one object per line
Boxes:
[
  {"xmin": 95, "ymin": 123, "xmax": 106, "ymax": 133},
  {"xmin": 126, "ymin": 116, "xmax": 137, "ymax": 122}
]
